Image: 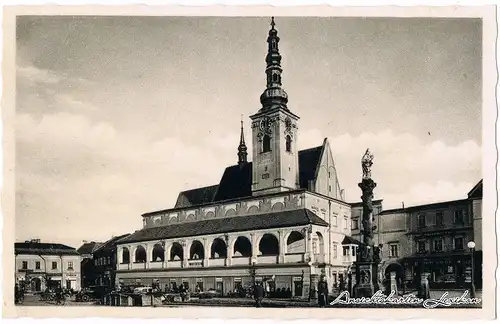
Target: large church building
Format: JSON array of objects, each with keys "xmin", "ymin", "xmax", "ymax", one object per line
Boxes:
[{"xmin": 115, "ymin": 18, "xmax": 357, "ymax": 298}]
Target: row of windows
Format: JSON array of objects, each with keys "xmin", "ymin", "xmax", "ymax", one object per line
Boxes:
[
  {"xmin": 260, "ymin": 135, "xmax": 293, "ymax": 153},
  {"xmin": 417, "ymin": 210, "xmax": 466, "ymax": 228},
  {"xmin": 416, "ymin": 237, "xmax": 465, "ymax": 253},
  {"xmin": 330, "ymin": 215, "xmax": 349, "ymax": 229},
  {"xmin": 20, "ymin": 261, "xmax": 73, "ymax": 271},
  {"xmin": 351, "ymin": 209, "xmax": 467, "ymax": 231},
  {"xmin": 95, "ymin": 256, "xmax": 112, "ymax": 266}
]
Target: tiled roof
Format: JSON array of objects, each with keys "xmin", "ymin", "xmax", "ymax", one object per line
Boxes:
[
  {"xmin": 118, "ymin": 209, "xmax": 328, "ymax": 244},
  {"xmin": 174, "ymin": 185, "xmax": 219, "ymax": 208},
  {"xmin": 94, "ymin": 234, "xmax": 130, "ymax": 253},
  {"xmin": 172, "ymin": 145, "xmax": 325, "ymax": 209},
  {"xmin": 213, "ymin": 162, "xmax": 253, "ymax": 202},
  {"xmin": 298, "ymin": 146, "xmax": 323, "ymax": 190},
  {"xmin": 379, "ymin": 199, "xmax": 469, "ymax": 215},
  {"xmin": 342, "ymin": 236, "xmax": 362, "ymax": 245},
  {"xmin": 77, "ymin": 242, "xmax": 102, "ymax": 255},
  {"xmin": 15, "ymin": 242, "xmax": 79, "ymax": 256}
]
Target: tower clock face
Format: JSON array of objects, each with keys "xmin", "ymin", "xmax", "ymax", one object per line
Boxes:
[{"xmin": 260, "ymin": 117, "xmax": 271, "ymax": 132}]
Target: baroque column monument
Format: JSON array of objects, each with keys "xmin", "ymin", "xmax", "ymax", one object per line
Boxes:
[{"xmin": 353, "ymin": 149, "xmax": 381, "ymax": 297}]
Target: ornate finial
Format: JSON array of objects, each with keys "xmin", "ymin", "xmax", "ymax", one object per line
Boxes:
[
  {"xmin": 238, "ymin": 118, "xmax": 248, "ymax": 166},
  {"xmin": 259, "ymin": 16, "xmax": 289, "ymax": 110},
  {"xmin": 361, "ymin": 148, "xmax": 374, "ymax": 180}
]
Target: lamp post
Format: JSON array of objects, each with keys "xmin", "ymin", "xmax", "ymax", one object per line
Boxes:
[
  {"xmin": 307, "ymin": 261, "xmax": 313, "ymax": 302},
  {"xmin": 251, "ymin": 257, "xmax": 257, "ymax": 286},
  {"xmin": 467, "ymin": 241, "xmax": 476, "ymax": 298}
]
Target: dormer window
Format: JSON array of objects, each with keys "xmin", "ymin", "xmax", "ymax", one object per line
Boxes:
[
  {"xmin": 285, "ymin": 135, "xmax": 292, "ymax": 153},
  {"xmin": 262, "ymin": 135, "xmax": 271, "ymax": 153}
]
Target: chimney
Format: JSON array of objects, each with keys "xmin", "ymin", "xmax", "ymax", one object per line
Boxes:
[{"xmin": 402, "ymin": 202, "xmax": 405, "ymax": 209}]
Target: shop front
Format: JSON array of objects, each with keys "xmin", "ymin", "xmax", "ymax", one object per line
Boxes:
[{"xmin": 403, "ymin": 254, "xmax": 471, "ymax": 289}]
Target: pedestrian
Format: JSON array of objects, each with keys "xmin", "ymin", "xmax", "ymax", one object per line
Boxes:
[
  {"xmin": 317, "ymin": 275, "xmax": 329, "ymax": 308},
  {"xmin": 253, "ymin": 282, "xmax": 264, "ymax": 308}
]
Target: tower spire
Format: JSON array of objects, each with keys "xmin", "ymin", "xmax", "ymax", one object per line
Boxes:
[
  {"xmin": 259, "ymin": 17, "xmax": 289, "ymax": 111},
  {"xmin": 237, "ymin": 116, "xmax": 248, "ymax": 166}
]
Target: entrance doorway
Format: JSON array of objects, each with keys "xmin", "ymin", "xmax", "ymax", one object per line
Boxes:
[
  {"xmin": 31, "ymin": 278, "xmax": 42, "ymax": 292},
  {"xmin": 215, "ymin": 281, "xmax": 223, "ymax": 295}
]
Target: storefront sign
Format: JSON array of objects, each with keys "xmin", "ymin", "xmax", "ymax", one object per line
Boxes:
[
  {"xmin": 255, "ymin": 276, "xmax": 263, "ymax": 281},
  {"xmin": 234, "ymin": 277, "xmax": 242, "ymax": 282},
  {"xmin": 293, "ymin": 277, "xmax": 302, "ymax": 282},
  {"xmin": 170, "ymin": 278, "xmax": 176, "ymax": 282},
  {"xmin": 215, "ymin": 278, "xmax": 223, "ymax": 282}
]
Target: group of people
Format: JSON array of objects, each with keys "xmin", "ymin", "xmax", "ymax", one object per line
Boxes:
[{"xmin": 252, "ymin": 275, "xmax": 330, "ymax": 308}]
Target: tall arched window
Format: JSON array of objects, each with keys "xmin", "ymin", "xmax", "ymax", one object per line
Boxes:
[
  {"xmin": 285, "ymin": 135, "xmax": 292, "ymax": 153},
  {"xmin": 262, "ymin": 135, "xmax": 271, "ymax": 153}
]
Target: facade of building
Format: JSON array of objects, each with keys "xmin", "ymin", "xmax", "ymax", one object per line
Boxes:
[
  {"xmin": 360, "ymin": 180, "xmax": 483, "ymax": 290},
  {"xmin": 92, "ymin": 234, "xmax": 130, "ymax": 288},
  {"xmin": 77, "ymin": 241, "xmax": 102, "ymax": 288},
  {"xmin": 15, "ymin": 239, "xmax": 81, "ymax": 292},
  {"xmin": 468, "ymin": 179, "xmax": 483, "ymax": 288},
  {"xmin": 115, "ymin": 19, "xmax": 355, "ymax": 298},
  {"xmin": 351, "ymin": 199, "xmax": 410, "ymax": 281}
]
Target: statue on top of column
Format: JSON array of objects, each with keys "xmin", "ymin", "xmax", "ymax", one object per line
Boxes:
[{"xmin": 361, "ymin": 148, "xmax": 374, "ymax": 180}]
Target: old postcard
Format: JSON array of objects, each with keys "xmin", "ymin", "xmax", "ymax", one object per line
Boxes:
[{"xmin": 2, "ymin": 4, "xmax": 497, "ymax": 320}]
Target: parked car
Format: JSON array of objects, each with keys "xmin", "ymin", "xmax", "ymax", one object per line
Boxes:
[
  {"xmin": 133, "ymin": 286, "xmax": 152, "ymax": 295},
  {"xmin": 199, "ymin": 289, "xmax": 219, "ymax": 299},
  {"xmin": 76, "ymin": 285, "xmax": 110, "ymax": 302}
]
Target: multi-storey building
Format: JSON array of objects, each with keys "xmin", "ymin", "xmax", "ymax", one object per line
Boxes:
[
  {"xmin": 402, "ymin": 198, "xmax": 474, "ymax": 288},
  {"xmin": 115, "ymin": 18, "xmax": 354, "ymax": 298},
  {"xmin": 15, "ymin": 239, "xmax": 81, "ymax": 292},
  {"xmin": 92, "ymin": 234, "xmax": 130, "ymax": 289},
  {"xmin": 350, "ymin": 179, "xmax": 483, "ymax": 291},
  {"xmin": 468, "ymin": 179, "xmax": 483, "ymax": 288},
  {"xmin": 77, "ymin": 241, "xmax": 102, "ymax": 288},
  {"xmin": 351, "ymin": 200, "xmax": 410, "ymax": 282}
]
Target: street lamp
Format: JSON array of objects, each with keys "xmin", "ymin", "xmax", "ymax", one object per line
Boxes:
[
  {"xmin": 467, "ymin": 241, "xmax": 476, "ymax": 298},
  {"xmin": 307, "ymin": 261, "xmax": 313, "ymax": 301}
]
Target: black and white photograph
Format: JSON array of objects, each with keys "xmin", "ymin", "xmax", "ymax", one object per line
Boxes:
[{"xmin": 3, "ymin": 4, "xmax": 497, "ymax": 319}]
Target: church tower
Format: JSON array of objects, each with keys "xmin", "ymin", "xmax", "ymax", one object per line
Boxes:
[{"xmin": 250, "ymin": 17, "xmax": 300, "ymax": 196}]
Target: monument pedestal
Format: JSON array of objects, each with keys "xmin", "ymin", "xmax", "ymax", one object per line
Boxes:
[{"xmin": 353, "ymin": 261, "xmax": 379, "ymax": 298}]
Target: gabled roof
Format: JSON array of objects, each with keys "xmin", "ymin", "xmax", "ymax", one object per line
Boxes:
[
  {"xmin": 77, "ymin": 242, "xmax": 102, "ymax": 255},
  {"xmin": 118, "ymin": 209, "xmax": 328, "ymax": 244},
  {"xmin": 172, "ymin": 145, "xmax": 325, "ymax": 209},
  {"xmin": 467, "ymin": 179, "xmax": 483, "ymax": 199},
  {"xmin": 15, "ymin": 242, "xmax": 79, "ymax": 256},
  {"xmin": 174, "ymin": 185, "xmax": 219, "ymax": 208},
  {"xmin": 298, "ymin": 145, "xmax": 323, "ymax": 190}
]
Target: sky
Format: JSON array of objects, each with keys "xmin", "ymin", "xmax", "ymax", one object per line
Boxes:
[{"xmin": 15, "ymin": 16, "xmax": 482, "ymax": 249}]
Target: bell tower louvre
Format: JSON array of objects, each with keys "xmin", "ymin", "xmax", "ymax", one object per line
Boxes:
[{"xmin": 250, "ymin": 17, "xmax": 301, "ymax": 197}]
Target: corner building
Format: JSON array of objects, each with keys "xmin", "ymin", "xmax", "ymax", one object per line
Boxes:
[{"xmin": 115, "ymin": 19, "xmax": 355, "ymax": 298}]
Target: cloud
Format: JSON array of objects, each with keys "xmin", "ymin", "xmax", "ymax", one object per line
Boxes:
[
  {"xmin": 16, "ymin": 64, "xmax": 66, "ymax": 85},
  {"xmin": 322, "ymin": 129, "xmax": 480, "ymax": 208}
]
